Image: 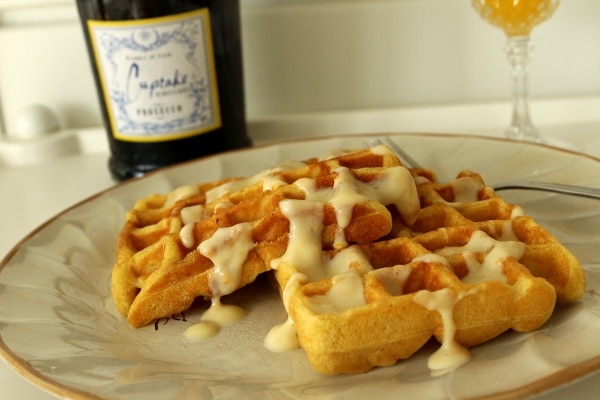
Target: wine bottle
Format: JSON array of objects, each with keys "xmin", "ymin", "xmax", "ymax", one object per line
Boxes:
[{"xmin": 76, "ymin": 0, "xmax": 252, "ymax": 181}]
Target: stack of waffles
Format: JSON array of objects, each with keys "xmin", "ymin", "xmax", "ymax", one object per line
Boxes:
[{"xmin": 112, "ymin": 144, "xmax": 585, "ymax": 375}]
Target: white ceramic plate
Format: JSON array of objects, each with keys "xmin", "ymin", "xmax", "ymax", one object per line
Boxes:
[{"xmin": 1, "ymin": 133, "xmax": 600, "ymax": 400}]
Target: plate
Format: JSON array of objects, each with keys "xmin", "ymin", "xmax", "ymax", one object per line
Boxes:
[{"xmin": 1, "ymin": 133, "xmax": 600, "ymax": 400}]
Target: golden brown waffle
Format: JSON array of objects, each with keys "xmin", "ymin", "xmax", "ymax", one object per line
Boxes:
[
  {"xmin": 268, "ymin": 167, "xmax": 585, "ymax": 375},
  {"xmin": 112, "ymin": 145, "xmax": 418, "ymax": 328},
  {"xmin": 112, "ymin": 144, "xmax": 585, "ymax": 375}
]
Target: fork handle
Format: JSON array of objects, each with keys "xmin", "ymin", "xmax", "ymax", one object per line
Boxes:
[
  {"xmin": 376, "ymin": 136, "xmax": 600, "ymax": 201},
  {"xmin": 492, "ymin": 181, "xmax": 600, "ymax": 200}
]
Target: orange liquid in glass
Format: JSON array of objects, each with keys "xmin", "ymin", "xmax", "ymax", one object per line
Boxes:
[{"xmin": 472, "ymin": 0, "xmax": 559, "ymax": 37}]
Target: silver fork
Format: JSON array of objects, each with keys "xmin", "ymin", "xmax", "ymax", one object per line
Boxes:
[{"xmin": 369, "ymin": 136, "xmax": 600, "ymax": 201}]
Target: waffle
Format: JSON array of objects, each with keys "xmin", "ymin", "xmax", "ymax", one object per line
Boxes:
[
  {"xmin": 270, "ymin": 169, "xmax": 585, "ymax": 374},
  {"xmin": 112, "ymin": 144, "xmax": 585, "ymax": 375},
  {"xmin": 112, "ymin": 145, "xmax": 418, "ymax": 328}
]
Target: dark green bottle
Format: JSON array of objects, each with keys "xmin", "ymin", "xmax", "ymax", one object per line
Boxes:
[{"xmin": 76, "ymin": 0, "xmax": 251, "ymax": 180}]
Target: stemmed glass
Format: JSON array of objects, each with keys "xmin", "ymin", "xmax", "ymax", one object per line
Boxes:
[{"xmin": 471, "ymin": 0, "xmax": 560, "ymax": 143}]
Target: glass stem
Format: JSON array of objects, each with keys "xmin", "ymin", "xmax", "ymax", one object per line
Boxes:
[{"xmin": 504, "ymin": 36, "xmax": 542, "ymax": 142}]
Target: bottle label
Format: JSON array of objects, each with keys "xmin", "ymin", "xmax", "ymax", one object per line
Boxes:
[{"xmin": 87, "ymin": 9, "xmax": 221, "ymax": 142}]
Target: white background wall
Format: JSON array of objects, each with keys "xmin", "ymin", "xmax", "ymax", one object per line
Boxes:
[{"xmin": 0, "ymin": 0, "xmax": 599, "ymax": 136}]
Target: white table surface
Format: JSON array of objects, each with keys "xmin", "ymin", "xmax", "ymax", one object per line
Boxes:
[{"xmin": 1, "ymin": 107, "xmax": 600, "ymax": 399}]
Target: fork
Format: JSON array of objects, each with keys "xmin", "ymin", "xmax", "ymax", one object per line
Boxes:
[{"xmin": 369, "ymin": 137, "xmax": 600, "ymax": 201}]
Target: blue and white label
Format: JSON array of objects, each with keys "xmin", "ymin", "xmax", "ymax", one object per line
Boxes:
[{"xmin": 88, "ymin": 9, "xmax": 221, "ymax": 142}]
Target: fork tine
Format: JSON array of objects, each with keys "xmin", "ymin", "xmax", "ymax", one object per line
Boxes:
[{"xmin": 379, "ymin": 136, "xmax": 422, "ymax": 169}]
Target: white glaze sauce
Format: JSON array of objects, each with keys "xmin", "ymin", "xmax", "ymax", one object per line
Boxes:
[
  {"xmin": 435, "ymin": 230, "xmax": 525, "ymax": 284},
  {"xmin": 198, "ymin": 222, "xmax": 256, "ymax": 297},
  {"xmin": 413, "ymin": 288, "xmax": 473, "ymax": 374},
  {"xmin": 264, "ymin": 273, "xmax": 307, "ymax": 351},
  {"xmin": 184, "ymin": 298, "xmax": 247, "ymax": 341},
  {"xmin": 373, "ymin": 264, "xmax": 413, "ymax": 296},
  {"xmin": 179, "ymin": 205, "xmax": 210, "ymax": 248},
  {"xmin": 270, "ymin": 199, "xmax": 325, "ymax": 280},
  {"xmin": 450, "ymin": 177, "xmax": 482, "ymax": 203},
  {"xmin": 306, "ymin": 270, "xmax": 366, "ymax": 314},
  {"xmin": 165, "ymin": 184, "xmax": 200, "ymax": 207},
  {"xmin": 264, "ymin": 317, "xmax": 299, "ymax": 352}
]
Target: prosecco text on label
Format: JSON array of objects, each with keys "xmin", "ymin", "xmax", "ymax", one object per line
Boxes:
[{"xmin": 136, "ymin": 104, "xmax": 184, "ymax": 117}]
